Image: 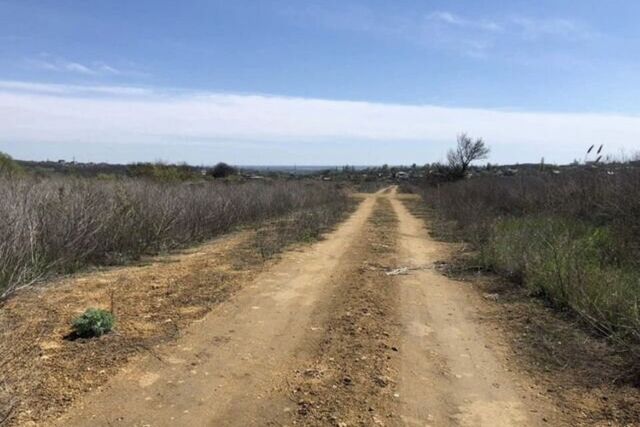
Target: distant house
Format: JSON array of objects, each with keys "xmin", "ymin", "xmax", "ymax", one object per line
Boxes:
[
  {"xmin": 395, "ymin": 171, "xmax": 409, "ymax": 180},
  {"xmin": 504, "ymin": 168, "xmax": 518, "ymax": 176}
]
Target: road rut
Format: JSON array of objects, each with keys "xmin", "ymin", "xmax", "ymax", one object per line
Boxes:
[{"xmin": 389, "ymin": 192, "xmax": 555, "ymax": 426}]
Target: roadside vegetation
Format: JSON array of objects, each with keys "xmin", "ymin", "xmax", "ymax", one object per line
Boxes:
[
  {"xmin": 0, "ymin": 171, "xmax": 347, "ymax": 298},
  {"xmin": 408, "ymin": 138, "xmax": 640, "ymax": 378},
  {"xmin": 0, "ymin": 155, "xmax": 354, "ymax": 425},
  {"xmin": 0, "ymin": 152, "xmax": 22, "ymax": 176},
  {"xmin": 71, "ymin": 308, "xmax": 115, "ymax": 338}
]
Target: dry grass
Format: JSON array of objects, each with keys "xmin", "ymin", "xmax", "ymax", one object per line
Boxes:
[
  {"xmin": 411, "ymin": 168, "xmax": 640, "ymax": 358},
  {"xmin": 0, "ymin": 176, "xmax": 347, "ymax": 298},
  {"xmin": 0, "ymin": 192, "xmax": 357, "ymax": 426}
]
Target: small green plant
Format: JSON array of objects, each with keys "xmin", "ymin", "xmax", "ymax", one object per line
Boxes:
[{"xmin": 72, "ymin": 308, "xmax": 115, "ymax": 338}]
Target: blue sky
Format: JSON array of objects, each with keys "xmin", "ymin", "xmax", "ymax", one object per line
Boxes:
[{"xmin": 1, "ymin": 0, "xmax": 639, "ymax": 165}]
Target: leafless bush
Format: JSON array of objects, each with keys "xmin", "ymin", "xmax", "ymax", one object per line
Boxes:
[
  {"xmin": 414, "ymin": 167, "xmax": 640, "ymax": 364},
  {"xmin": 0, "ymin": 176, "xmax": 347, "ymax": 298},
  {"xmin": 254, "ymin": 201, "xmax": 351, "ymax": 260},
  {"xmin": 420, "ymin": 168, "xmax": 640, "ymax": 252}
]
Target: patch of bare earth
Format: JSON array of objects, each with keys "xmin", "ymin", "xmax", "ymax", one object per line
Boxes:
[
  {"xmin": 282, "ymin": 197, "xmax": 401, "ymax": 426},
  {"xmin": 401, "ymin": 195, "xmax": 640, "ymax": 426},
  {"xmin": 0, "ymin": 232, "xmax": 255, "ymax": 425}
]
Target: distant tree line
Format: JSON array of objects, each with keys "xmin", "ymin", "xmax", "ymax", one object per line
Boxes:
[{"xmin": 2, "ymin": 152, "xmax": 239, "ymax": 181}]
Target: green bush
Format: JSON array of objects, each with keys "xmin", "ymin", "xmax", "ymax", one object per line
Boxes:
[
  {"xmin": 0, "ymin": 151, "xmax": 21, "ymax": 176},
  {"xmin": 72, "ymin": 308, "xmax": 115, "ymax": 338},
  {"xmin": 481, "ymin": 216, "xmax": 640, "ymax": 340}
]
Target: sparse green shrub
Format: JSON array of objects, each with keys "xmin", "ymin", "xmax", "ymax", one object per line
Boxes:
[
  {"xmin": 72, "ymin": 308, "xmax": 115, "ymax": 338},
  {"xmin": 0, "ymin": 151, "xmax": 22, "ymax": 176},
  {"xmin": 481, "ymin": 216, "xmax": 640, "ymax": 341}
]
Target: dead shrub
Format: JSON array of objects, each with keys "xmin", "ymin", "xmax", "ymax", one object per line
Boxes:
[{"xmin": 0, "ymin": 177, "xmax": 348, "ymax": 298}]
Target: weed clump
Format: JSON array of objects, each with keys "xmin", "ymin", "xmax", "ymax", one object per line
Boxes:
[
  {"xmin": 72, "ymin": 308, "xmax": 115, "ymax": 338},
  {"xmin": 481, "ymin": 217, "xmax": 639, "ymax": 341}
]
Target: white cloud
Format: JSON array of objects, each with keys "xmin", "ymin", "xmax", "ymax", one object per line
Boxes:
[
  {"xmin": 0, "ymin": 80, "xmax": 153, "ymax": 96},
  {"xmin": 429, "ymin": 11, "xmax": 464, "ymax": 26},
  {"xmin": 0, "ymin": 81, "xmax": 638, "ymax": 164},
  {"xmin": 427, "ymin": 11, "xmax": 502, "ymax": 33},
  {"xmin": 27, "ymin": 55, "xmax": 123, "ymax": 76},
  {"xmin": 66, "ymin": 62, "xmax": 96, "ymax": 74},
  {"xmin": 96, "ymin": 63, "xmax": 122, "ymax": 74}
]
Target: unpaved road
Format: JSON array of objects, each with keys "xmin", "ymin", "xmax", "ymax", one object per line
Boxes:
[
  {"xmin": 390, "ymin": 196, "xmax": 557, "ymax": 426},
  {"xmin": 55, "ymin": 188, "xmax": 559, "ymax": 426}
]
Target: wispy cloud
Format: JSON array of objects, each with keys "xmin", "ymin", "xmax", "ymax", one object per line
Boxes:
[
  {"xmin": 423, "ymin": 11, "xmax": 598, "ymax": 58},
  {"xmin": 26, "ymin": 54, "xmax": 124, "ymax": 76},
  {"xmin": 510, "ymin": 16, "xmax": 595, "ymax": 41},
  {"xmin": 428, "ymin": 11, "xmax": 594, "ymax": 40},
  {"xmin": 0, "ymin": 80, "xmax": 153, "ymax": 96},
  {"xmin": 286, "ymin": 5, "xmax": 598, "ymax": 59},
  {"xmin": 0, "ymin": 80, "xmax": 638, "ymax": 164},
  {"xmin": 427, "ymin": 11, "xmax": 503, "ymax": 33}
]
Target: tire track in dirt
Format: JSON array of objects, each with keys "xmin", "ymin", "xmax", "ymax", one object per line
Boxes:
[
  {"xmin": 280, "ymin": 196, "xmax": 401, "ymax": 426},
  {"xmin": 389, "ymin": 190, "xmax": 559, "ymax": 426},
  {"xmin": 54, "ymin": 193, "xmax": 379, "ymax": 427}
]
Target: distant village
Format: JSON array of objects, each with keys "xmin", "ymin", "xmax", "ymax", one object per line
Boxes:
[{"xmin": 15, "ymin": 156, "xmax": 640, "ymax": 183}]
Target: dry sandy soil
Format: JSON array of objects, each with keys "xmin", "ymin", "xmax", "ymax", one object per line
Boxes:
[{"xmin": 2, "ymin": 188, "xmax": 638, "ymax": 426}]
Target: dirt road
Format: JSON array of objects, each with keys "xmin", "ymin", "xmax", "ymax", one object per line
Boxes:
[
  {"xmin": 389, "ymin": 195, "xmax": 557, "ymax": 426},
  {"xmin": 55, "ymin": 188, "xmax": 558, "ymax": 426}
]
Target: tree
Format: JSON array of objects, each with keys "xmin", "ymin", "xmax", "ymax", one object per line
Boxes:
[
  {"xmin": 208, "ymin": 162, "xmax": 237, "ymax": 179},
  {"xmin": 0, "ymin": 151, "xmax": 22, "ymax": 176},
  {"xmin": 127, "ymin": 162, "xmax": 198, "ymax": 181},
  {"xmin": 446, "ymin": 133, "xmax": 490, "ymax": 176}
]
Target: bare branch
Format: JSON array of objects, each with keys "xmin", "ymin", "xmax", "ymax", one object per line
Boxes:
[{"xmin": 447, "ymin": 133, "xmax": 490, "ymax": 175}]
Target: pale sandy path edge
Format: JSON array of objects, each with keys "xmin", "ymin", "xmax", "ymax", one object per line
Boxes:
[{"xmin": 389, "ymin": 189, "xmax": 560, "ymax": 427}]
